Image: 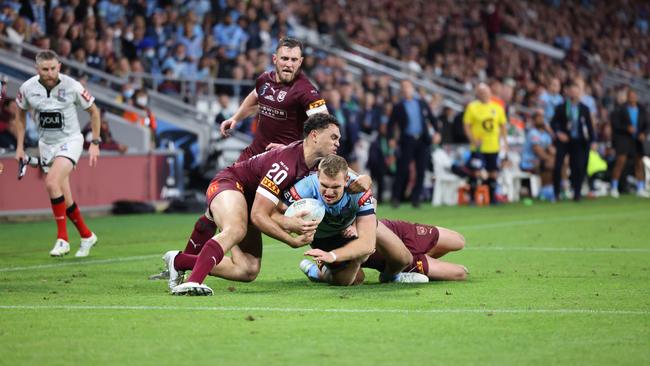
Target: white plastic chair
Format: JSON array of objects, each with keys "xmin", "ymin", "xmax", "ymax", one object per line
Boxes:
[{"xmin": 431, "ymin": 148, "xmax": 464, "ymax": 206}]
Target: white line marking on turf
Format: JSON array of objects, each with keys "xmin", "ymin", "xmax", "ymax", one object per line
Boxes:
[
  {"xmin": 0, "ymin": 305, "xmax": 647, "ymax": 316},
  {"xmin": 1, "ymin": 244, "xmax": 648, "ymax": 273},
  {"xmin": 466, "ymin": 247, "xmax": 650, "ymax": 253},
  {"xmin": 0, "ymin": 255, "xmax": 158, "ymax": 272}
]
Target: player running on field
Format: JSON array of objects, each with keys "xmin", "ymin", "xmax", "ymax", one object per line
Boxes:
[
  {"xmin": 220, "ymin": 37, "xmax": 328, "ymax": 161},
  {"xmin": 14, "ymin": 50, "xmax": 100, "ymax": 257}
]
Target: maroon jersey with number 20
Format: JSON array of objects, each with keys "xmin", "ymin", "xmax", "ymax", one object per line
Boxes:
[{"xmin": 207, "ymin": 141, "xmax": 314, "ymax": 209}]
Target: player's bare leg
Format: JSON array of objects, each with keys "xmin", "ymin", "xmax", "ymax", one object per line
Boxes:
[
  {"xmin": 429, "ymin": 227, "xmax": 465, "ymax": 258},
  {"xmin": 45, "ymin": 157, "xmax": 74, "ymax": 256},
  {"xmin": 172, "ymin": 190, "xmax": 248, "ymax": 295},
  {"xmin": 209, "ymin": 225, "xmax": 262, "ymax": 282},
  {"xmin": 330, "ymin": 256, "xmax": 368, "ymax": 286},
  {"xmin": 424, "ymin": 256, "xmax": 467, "ymax": 281}
]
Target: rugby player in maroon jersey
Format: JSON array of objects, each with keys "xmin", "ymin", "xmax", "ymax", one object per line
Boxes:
[
  {"xmin": 219, "ymin": 37, "xmax": 328, "ymax": 161},
  {"xmin": 161, "ymin": 114, "xmax": 352, "ymax": 295}
]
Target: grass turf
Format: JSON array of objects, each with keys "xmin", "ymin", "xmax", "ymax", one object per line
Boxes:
[{"xmin": 0, "ymin": 196, "xmax": 648, "ymax": 365}]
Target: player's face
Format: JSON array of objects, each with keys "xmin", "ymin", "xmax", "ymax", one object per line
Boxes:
[
  {"xmin": 318, "ymin": 171, "xmax": 346, "ymax": 205},
  {"xmin": 36, "ymin": 59, "xmax": 61, "ymax": 88},
  {"xmin": 312, "ymin": 124, "xmax": 340, "ymax": 156},
  {"xmin": 273, "ymin": 46, "xmax": 303, "ymax": 83}
]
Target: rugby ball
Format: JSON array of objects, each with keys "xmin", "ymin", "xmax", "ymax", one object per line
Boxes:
[{"xmin": 284, "ymin": 198, "xmax": 326, "ymax": 222}]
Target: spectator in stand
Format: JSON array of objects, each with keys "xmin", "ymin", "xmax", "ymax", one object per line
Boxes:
[
  {"xmin": 521, "ymin": 109, "xmax": 555, "ymax": 201},
  {"xmin": 82, "ymin": 113, "xmax": 128, "ymax": 154},
  {"xmin": 0, "ymin": 97, "xmax": 17, "ymax": 150},
  {"xmin": 326, "ymin": 88, "xmax": 360, "ymax": 172},
  {"xmin": 538, "ymin": 77, "xmax": 564, "ymax": 126},
  {"xmin": 122, "ymin": 88, "xmax": 157, "ymax": 143},
  {"xmin": 212, "ymin": 13, "xmax": 247, "ymax": 60},
  {"xmin": 609, "ymin": 89, "xmax": 649, "ymax": 198}
]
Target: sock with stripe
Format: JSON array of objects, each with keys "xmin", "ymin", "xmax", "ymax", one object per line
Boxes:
[
  {"xmin": 66, "ymin": 202, "xmax": 92, "ymax": 238},
  {"xmin": 186, "ymin": 239, "xmax": 224, "ymax": 284},
  {"xmin": 50, "ymin": 196, "xmax": 68, "ymax": 241}
]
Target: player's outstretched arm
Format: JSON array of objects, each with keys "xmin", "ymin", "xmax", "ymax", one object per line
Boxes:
[
  {"xmin": 86, "ymin": 103, "xmax": 101, "ymax": 167},
  {"xmin": 251, "ymin": 193, "xmax": 314, "ymax": 248},
  {"xmin": 220, "ymin": 90, "xmax": 258, "ymax": 137},
  {"xmin": 307, "ymin": 214, "xmax": 376, "ymax": 263}
]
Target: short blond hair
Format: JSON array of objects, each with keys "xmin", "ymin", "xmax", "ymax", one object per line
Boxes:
[
  {"xmin": 35, "ymin": 50, "xmax": 60, "ymax": 65},
  {"xmin": 318, "ymin": 154, "xmax": 348, "ymax": 178}
]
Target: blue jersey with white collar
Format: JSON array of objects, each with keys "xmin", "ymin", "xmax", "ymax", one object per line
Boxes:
[{"xmin": 282, "ymin": 172, "xmax": 375, "ymax": 239}]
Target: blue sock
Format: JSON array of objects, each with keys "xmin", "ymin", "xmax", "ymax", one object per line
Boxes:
[
  {"xmin": 379, "ymin": 272, "xmax": 398, "ymax": 282},
  {"xmin": 307, "ymin": 265, "xmax": 321, "ymax": 281},
  {"xmin": 611, "ymin": 180, "xmax": 619, "ymax": 190},
  {"xmin": 637, "ymin": 181, "xmax": 645, "ymax": 192}
]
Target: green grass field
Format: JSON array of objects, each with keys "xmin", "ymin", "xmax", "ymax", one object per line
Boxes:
[{"xmin": 1, "ymin": 197, "xmax": 649, "ymax": 365}]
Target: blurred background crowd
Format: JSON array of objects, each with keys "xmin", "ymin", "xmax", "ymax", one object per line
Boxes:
[{"xmin": 1, "ymin": 0, "xmax": 648, "ymax": 205}]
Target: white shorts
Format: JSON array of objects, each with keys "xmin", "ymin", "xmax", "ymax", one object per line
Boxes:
[{"xmin": 38, "ymin": 134, "xmax": 84, "ymax": 173}]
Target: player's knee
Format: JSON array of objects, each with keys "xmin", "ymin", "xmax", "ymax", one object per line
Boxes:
[
  {"xmin": 221, "ymin": 224, "xmax": 247, "ymax": 243},
  {"xmin": 44, "ymin": 176, "xmax": 60, "ymax": 193},
  {"xmin": 449, "ymin": 232, "xmax": 465, "ymax": 251},
  {"xmin": 240, "ymin": 266, "xmax": 260, "ymax": 282}
]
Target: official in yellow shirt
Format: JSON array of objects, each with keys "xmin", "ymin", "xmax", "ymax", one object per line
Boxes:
[{"xmin": 462, "ymin": 83, "xmax": 508, "ymax": 204}]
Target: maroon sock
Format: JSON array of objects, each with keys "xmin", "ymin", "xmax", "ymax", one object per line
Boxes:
[
  {"xmin": 174, "ymin": 253, "xmax": 197, "ymax": 271},
  {"xmin": 183, "ymin": 215, "xmax": 217, "ymax": 255},
  {"xmin": 186, "ymin": 239, "xmax": 224, "ymax": 284},
  {"xmin": 66, "ymin": 202, "xmax": 92, "ymax": 238}
]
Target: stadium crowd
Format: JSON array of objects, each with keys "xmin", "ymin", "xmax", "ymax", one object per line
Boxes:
[{"xmin": 0, "ymin": 0, "xmax": 648, "ymax": 203}]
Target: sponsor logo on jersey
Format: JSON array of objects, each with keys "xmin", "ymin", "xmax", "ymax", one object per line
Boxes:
[
  {"xmin": 264, "ymin": 94, "xmax": 276, "ymax": 102},
  {"xmin": 308, "ymin": 99, "xmax": 326, "ymax": 110},
  {"xmin": 416, "ymin": 225, "xmax": 428, "ymax": 236},
  {"xmin": 81, "ymin": 89, "xmax": 92, "ymax": 102},
  {"xmin": 38, "ymin": 111, "xmax": 63, "ymax": 129},
  {"xmin": 277, "ymin": 90, "xmax": 287, "ymax": 102},
  {"xmin": 60, "ymin": 143, "xmax": 68, "ymax": 152},
  {"xmin": 357, "ymin": 190, "xmax": 373, "ymax": 206},
  {"xmin": 259, "ymin": 104, "xmax": 287, "ymax": 120},
  {"xmin": 261, "ymin": 176, "xmax": 280, "ymax": 195}
]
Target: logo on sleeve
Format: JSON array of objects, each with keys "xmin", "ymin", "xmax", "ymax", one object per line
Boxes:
[
  {"xmin": 357, "ymin": 190, "xmax": 373, "ymax": 206},
  {"xmin": 261, "ymin": 176, "xmax": 280, "ymax": 195},
  {"xmin": 308, "ymin": 99, "xmax": 326, "ymax": 110},
  {"xmin": 81, "ymin": 89, "xmax": 92, "ymax": 102}
]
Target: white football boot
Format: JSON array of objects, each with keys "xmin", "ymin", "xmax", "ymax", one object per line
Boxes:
[
  {"xmin": 49, "ymin": 239, "xmax": 70, "ymax": 257},
  {"xmin": 75, "ymin": 232, "xmax": 97, "ymax": 257},
  {"xmin": 171, "ymin": 282, "xmax": 213, "ymax": 296},
  {"xmin": 391, "ymin": 272, "xmax": 430, "ymax": 283},
  {"xmin": 163, "ymin": 250, "xmax": 184, "ymax": 291}
]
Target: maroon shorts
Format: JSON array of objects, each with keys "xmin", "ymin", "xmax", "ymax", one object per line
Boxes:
[
  {"xmin": 363, "ymin": 220, "xmax": 439, "ymax": 272},
  {"xmin": 205, "ymin": 174, "xmax": 251, "ymax": 210}
]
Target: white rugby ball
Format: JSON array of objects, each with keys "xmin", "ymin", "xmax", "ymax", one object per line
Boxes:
[{"xmin": 284, "ymin": 198, "xmax": 326, "ymax": 222}]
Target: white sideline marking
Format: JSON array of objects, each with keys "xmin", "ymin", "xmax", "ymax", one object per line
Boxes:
[
  {"xmin": 0, "ymin": 304, "xmax": 647, "ymax": 316},
  {"xmin": 466, "ymin": 247, "xmax": 650, "ymax": 253},
  {"xmin": 0, "ymin": 245, "xmax": 648, "ymax": 273},
  {"xmin": 0, "ymin": 255, "xmax": 158, "ymax": 272}
]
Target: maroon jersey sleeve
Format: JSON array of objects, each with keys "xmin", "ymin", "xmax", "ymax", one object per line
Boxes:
[
  {"xmin": 294, "ymin": 74, "xmax": 328, "ymax": 117},
  {"xmin": 254, "ymin": 142, "xmax": 310, "ymax": 205}
]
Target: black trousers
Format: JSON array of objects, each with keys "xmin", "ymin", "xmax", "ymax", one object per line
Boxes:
[
  {"xmin": 553, "ymin": 140, "xmax": 589, "ymax": 200},
  {"xmin": 391, "ymin": 135, "xmax": 429, "ymax": 204}
]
